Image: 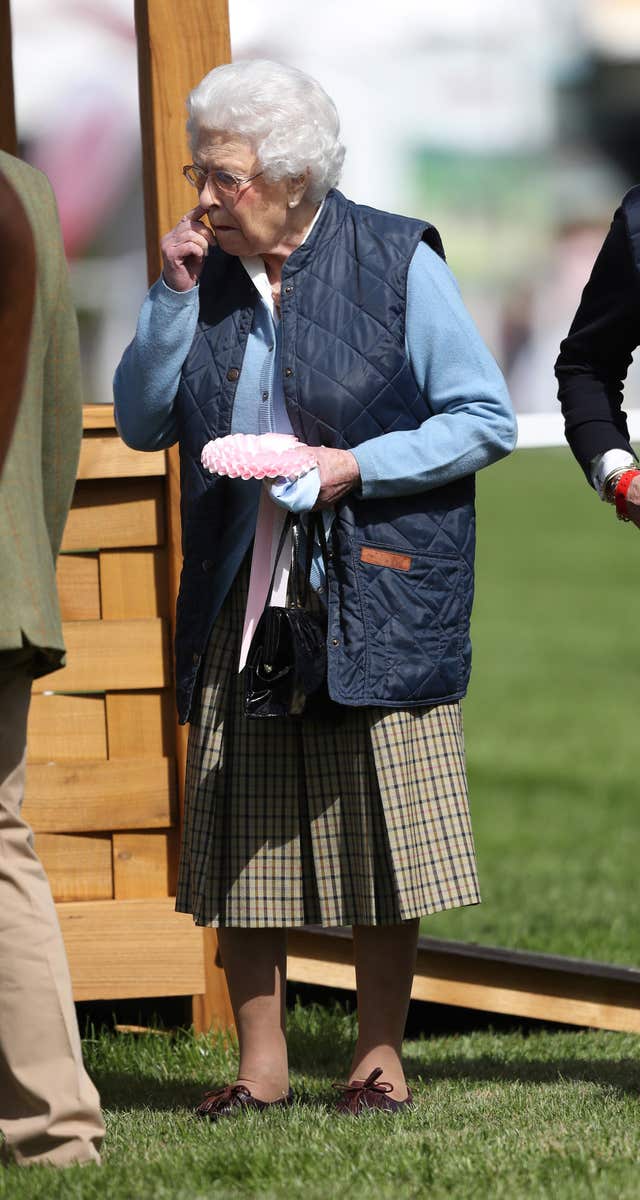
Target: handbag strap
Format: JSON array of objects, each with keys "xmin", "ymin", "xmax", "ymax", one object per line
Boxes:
[
  {"xmin": 298, "ymin": 512, "xmax": 330, "ymax": 609},
  {"xmin": 263, "ymin": 509, "xmax": 331, "ymax": 611}
]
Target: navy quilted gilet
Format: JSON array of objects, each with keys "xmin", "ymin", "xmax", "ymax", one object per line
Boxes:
[{"xmin": 174, "ymin": 189, "xmax": 475, "ymax": 722}]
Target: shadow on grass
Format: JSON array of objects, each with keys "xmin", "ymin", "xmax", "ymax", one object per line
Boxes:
[
  {"xmin": 402, "ymin": 1052, "xmax": 640, "ymax": 1098},
  {"xmin": 92, "ymin": 1054, "xmax": 640, "ymax": 1113},
  {"xmin": 91, "ymin": 1073, "xmax": 204, "ymax": 1112}
]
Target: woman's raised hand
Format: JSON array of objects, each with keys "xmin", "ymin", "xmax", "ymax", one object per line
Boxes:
[{"xmin": 161, "ymin": 207, "xmax": 216, "ymax": 292}]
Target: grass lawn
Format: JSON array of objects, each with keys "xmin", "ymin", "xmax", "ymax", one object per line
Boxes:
[
  {"xmin": 2, "ymin": 1006, "xmax": 639, "ymax": 1199},
  {"xmin": 425, "ymin": 447, "xmax": 640, "ymax": 967}
]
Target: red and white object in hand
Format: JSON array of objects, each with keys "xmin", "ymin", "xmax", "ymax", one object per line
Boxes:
[{"xmin": 614, "ymin": 469, "xmax": 640, "ymax": 522}]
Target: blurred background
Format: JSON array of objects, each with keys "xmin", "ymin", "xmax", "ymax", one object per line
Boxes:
[
  {"xmin": 11, "ymin": 0, "xmax": 640, "ymax": 416},
  {"xmin": 8, "ymin": 0, "xmax": 640, "ymax": 969}
]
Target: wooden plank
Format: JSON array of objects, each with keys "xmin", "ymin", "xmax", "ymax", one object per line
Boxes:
[
  {"xmin": 23, "ymin": 758, "xmax": 176, "ymax": 832},
  {"xmin": 136, "ymin": 0, "xmax": 231, "ymax": 1029},
  {"xmin": 135, "ymin": 0, "xmax": 231, "ymax": 281},
  {"xmin": 286, "ymin": 931, "xmax": 640, "ymax": 1036},
  {"xmin": 0, "ymin": 0, "xmax": 17, "ymax": 156},
  {"xmin": 36, "ymin": 833, "xmax": 113, "ymax": 901},
  {"xmin": 33, "ymin": 618, "xmax": 170, "ymax": 692},
  {"xmin": 56, "ymin": 554, "xmax": 101, "ymax": 620},
  {"xmin": 112, "ymin": 830, "xmax": 178, "ymax": 899},
  {"xmin": 192, "ymin": 928, "xmax": 236, "ymax": 1033},
  {"xmin": 58, "ymin": 898, "xmax": 205, "ymax": 999},
  {"xmin": 106, "ymin": 691, "xmax": 173, "ymax": 758},
  {"xmin": 27, "ymin": 694, "xmax": 108, "ymax": 762},
  {"xmin": 100, "ymin": 549, "xmax": 169, "ymax": 619},
  {"xmin": 78, "ymin": 435, "xmax": 166, "ymax": 481},
  {"xmin": 62, "ymin": 478, "xmax": 165, "ymax": 552},
  {"xmin": 83, "ymin": 404, "xmax": 116, "ymax": 431}
]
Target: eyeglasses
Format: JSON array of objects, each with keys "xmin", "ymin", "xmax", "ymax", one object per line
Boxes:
[{"xmin": 182, "ymin": 163, "xmax": 264, "ymax": 195}]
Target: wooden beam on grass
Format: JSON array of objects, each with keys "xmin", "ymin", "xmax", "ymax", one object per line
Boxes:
[
  {"xmin": 287, "ymin": 929, "xmax": 640, "ymax": 1035},
  {"xmin": 134, "ymin": 0, "xmax": 232, "ymax": 1033}
]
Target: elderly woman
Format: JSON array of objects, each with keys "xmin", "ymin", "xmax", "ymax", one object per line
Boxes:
[{"xmin": 114, "ymin": 59, "xmax": 516, "ymax": 1117}]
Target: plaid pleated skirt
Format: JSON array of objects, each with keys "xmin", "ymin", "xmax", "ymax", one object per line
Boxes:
[{"xmin": 176, "ymin": 560, "xmax": 480, "ymax": 928}]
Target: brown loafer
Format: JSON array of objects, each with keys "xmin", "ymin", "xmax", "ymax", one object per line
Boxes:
[
  {"xmin": 333, "ymin": 1067, "xmax": 413, "ymax": 1115},
  {"xmin": 196, "ymin": 1082, "xmax": 294, "ymax": 1120}
]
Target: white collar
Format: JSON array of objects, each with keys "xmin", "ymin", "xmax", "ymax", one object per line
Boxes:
[{"xmin": 240, "ymin": 200, "xmax": 324, "ymax": 321}]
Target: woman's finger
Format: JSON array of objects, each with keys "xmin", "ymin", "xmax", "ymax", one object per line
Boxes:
[
  {"xmin": 181, "ymin": 206, "xmax": 216, "ymax": 247},
  {"xmin": 174, "ymin": 236, "xmax": 210, "ymax": 261},
  {"xmin": 178, "ymin": 227, "xmax": 211, "ymax": 252}
]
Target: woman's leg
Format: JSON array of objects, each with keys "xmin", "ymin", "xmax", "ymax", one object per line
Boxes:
[
  {"xmin": 350, "ymin": 919, "xmax": 419, "ymax": 1099},
  {"xmin": 217, "ymin": 927, "xmax": 289, "ymax": 1102}
]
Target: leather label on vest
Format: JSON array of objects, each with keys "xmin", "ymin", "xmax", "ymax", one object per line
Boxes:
[{"xmin": 360, "ymin": 546, "xmax": 412, "ymax": 572}]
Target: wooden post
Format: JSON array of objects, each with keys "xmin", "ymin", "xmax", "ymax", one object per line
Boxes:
[
  {"xmin": 134, "ymin": 0, "xmax": 234, "ymax": 1033},
  {"xmin": 0, "ymin": 0, "xmax": 17, "ymax": 154}
]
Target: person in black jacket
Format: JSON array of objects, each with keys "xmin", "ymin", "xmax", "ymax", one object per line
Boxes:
[{"xmin": 555, "ymin": 188, "xmax": 640, "ymax": 522}]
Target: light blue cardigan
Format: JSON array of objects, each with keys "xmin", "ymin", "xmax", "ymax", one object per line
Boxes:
[{"xmin": 114, "ymin": 241, "xmax": 516, "ymax": 607}]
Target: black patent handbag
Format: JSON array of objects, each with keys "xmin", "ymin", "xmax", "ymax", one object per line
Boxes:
[{"xmin": 244, "ymin": 512, "xmax": 331, "ymax": 719}]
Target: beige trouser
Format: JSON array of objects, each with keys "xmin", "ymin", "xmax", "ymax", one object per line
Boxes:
[{"xmin": 0, "ymin": 658, "xmax": 104, "ymax": 1167}]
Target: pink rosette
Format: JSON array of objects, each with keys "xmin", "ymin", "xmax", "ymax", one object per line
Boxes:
[{"xmin": 201, "ymin": 433, "xmax": 317, "ymax": 480}]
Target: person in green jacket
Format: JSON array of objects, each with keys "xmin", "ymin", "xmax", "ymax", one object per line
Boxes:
[{"xmin": 0, "ymin": 151, "xmax": 104, "ymax": 1169}]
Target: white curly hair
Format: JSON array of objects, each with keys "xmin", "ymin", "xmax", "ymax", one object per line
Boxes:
[{"xmin": 186, "ymin": 59, "xmax": 346, "ymax": 203}]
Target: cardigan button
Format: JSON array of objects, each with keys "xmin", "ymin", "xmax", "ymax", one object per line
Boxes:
[
  {"xmin": 284, "ymin": 367, "xmax": 294, "ymax": 378},
  {"xmin": 226, "ymin": 367, "xmax": 240, "ymax": 382}
]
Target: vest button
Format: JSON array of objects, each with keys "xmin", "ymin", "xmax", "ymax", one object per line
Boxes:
[
  {"xmin": 284, "ymin": 285, "xmax": 293, "ymax": 294},
  {"xmin": 331, "ymin": 638, "xmax": 339, "ymax": 647},
  {"xmin": 202, "ymin": 559, "xmax": 213, "ymax": 572},
  {"xmin": 284, "ymin": 367, "xmax": 294, "ymax": 378},
  {"xmin": 227, "ymin": 367, "xmax": 240, "ymax": 382}
]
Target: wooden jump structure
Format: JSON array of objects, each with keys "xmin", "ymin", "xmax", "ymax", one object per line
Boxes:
[{"xmin": 2, "ymin": 0, "xmax": 639, "ymax": 1035}]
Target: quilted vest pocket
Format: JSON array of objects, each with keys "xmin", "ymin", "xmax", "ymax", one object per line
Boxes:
[{"xmin": 355, "ymin": 542, "xmax": 469, "ymax": 704}]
